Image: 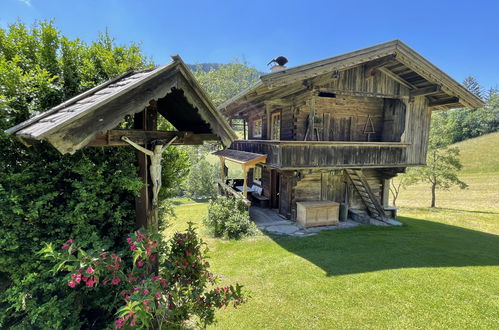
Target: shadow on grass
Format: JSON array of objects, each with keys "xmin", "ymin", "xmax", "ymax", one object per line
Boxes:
[
  {"xmin": 268, "ymin": 216, "xmax": 499, "ymax": 276},
  {"xmin": 401, "ymin": 206, "xmax": 499, "ymax": 215}
]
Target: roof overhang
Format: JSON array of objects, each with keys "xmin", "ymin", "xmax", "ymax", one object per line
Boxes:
[
  {"xmin": 212, "ymin": 149, "xmax": 267, "ymax": 167},
  {"xmin": 6, "ymin": 55, "xmax": 237, "ymax": 154},
  {"xmin": 219, "ymin": 40, "xmax": 484, "ymax": 115}
]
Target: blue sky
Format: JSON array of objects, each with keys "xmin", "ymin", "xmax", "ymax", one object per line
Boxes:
[{"xmin": 1, "ymin": 0, "xmax": 498, "ymax": 89}]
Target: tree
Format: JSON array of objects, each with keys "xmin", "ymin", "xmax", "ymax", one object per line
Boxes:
[
  {"xmin": 462, "ymin": 76, "xmax": 483, "ymax": 99},
  {"xmin": 389, "ymin": 169, "xmax": 418, "ymax": 207},
  {"xmin": 410, "ymin": 119, "xmax": 468, "ymax": 208},
  {"xmin": 0, "ymin": 20, "xmax": 159, "ymax": 328},
  {"xmin": 182, "ymin": 146, "xmax": 219, "ymax": 199},
  {"xmin": 179, "ymin": 61, "xmax": 260, "ymax": 197},
  {"xmin": 191, "ymin": 60, "xmax": 260, "ymax": 107}
]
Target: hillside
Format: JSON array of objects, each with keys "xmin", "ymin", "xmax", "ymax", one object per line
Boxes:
[
  {"xmin": 397, "ymin": 131, "xmax": 499, "ymax": 233},
  {"xmin": 454, "ymin": 131, "xmax": 499, "ymax": 174}
]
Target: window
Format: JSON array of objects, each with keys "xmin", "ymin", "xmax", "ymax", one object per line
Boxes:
[
  {"xmin": 253, "ymin": 166, "xmax": 262, "ymax": 185},
  {"xmin": 253, "ymin": 118, "xmax": 262, "ymax": 138},
  {"xmin": 271, "ymin": 112, "xmax": 281, "ymax": 140}
]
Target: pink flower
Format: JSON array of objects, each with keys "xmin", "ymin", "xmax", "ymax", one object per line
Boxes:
[
  {"xmin": 111, "ymin": 253, "xmax": 117, "ymax": 259},
  {"xmin": 137, "ymin": 261, "xmax": 144, "ymax": 268},
  {"xmin": 86, "ymin": 266, "xmax": 94, "ymax": 274},
  {"xmin": 150, "ymin": 255, "xmax": 156, "ymax": 261},
  {"xmin": 86, "ymin": 278, "xmax": 95, "ymax": 287},
  {"xmin": 156, "ymin": 291, "xmax": 161, "ymax": 299},
  {"xmin": 160, "ymin": 279, "xmax": 166, "ymax": 287},
  {"xmin": 68, "ymin": 280, "xmax": 76, "ymax": 288},
  {"xmin": 75, "ymin": 274, "xmax": 82, "ymax": 283},
  {"xmin": 111, "ymin": 277, "xmax": 121, "ymax": 285},
  {"xmin": 153, "ymin": 276, "xmax": 160, "ymax": 281},
  {"xmin": 70, "ymin": 273, "xmax": 76, "ymax": 278},
  {"xmin": 130, "ymin": 319, "xmax": 136, "ymax": 326},
  {"xmin": 115, "ymin": 317, "xmax": 124, "ymax": 329},
  {"xmin": 120, "ymin": 290, "xmax": 126, "ymax": 296},
  {"xmin": 143, "ymin": 289, "xmax": 149, "ymax": 295},
  {"xmin": 61, "ymin": 244, "xmax": 70, "ymax": 249},
  {"xmin": 66, "ymin": 239, "xmax": 73, "ymax": 244},
  {"xmin": 130, "ymin": 244, "xmax": 137, "ymax": 251},
  {"xmin": 126, "ymin": 237, "xmax": 133, "ymax": 244}
]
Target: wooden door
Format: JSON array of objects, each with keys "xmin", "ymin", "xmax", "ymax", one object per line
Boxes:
[
  {"xmin": 279, "ymin": 174, "xmax": 291, "ymax": 217},
  {"xmin": 270, "ymin": 170, "xmax": 280, "ymax": 209}
]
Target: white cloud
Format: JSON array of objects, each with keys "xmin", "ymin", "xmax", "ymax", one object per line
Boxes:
[{"xmin": 17, "ymin": 0, "xmax": 32, "ymax": 6}]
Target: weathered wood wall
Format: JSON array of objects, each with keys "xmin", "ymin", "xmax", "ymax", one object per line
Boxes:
[
  {"xmin": 315, "ymin": 65, "xmax": 410, "ymax": 98},
  {"xmin": 294, "ymin": 95, "xmax": 385, "ymax": 141},
  {"xmin": 288, "ymin": 168, "xmax": 393, "ymax": 219},
  {"xmin": 401, "ymin": 95, "xmax": 431, "ymax": 165},
  {"xmin": 231, "ymin": 140, "xmax": 409, "ymax": 168}
]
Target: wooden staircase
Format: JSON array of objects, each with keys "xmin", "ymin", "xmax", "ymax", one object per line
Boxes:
[{"xmin": 346, "ymin": 169, "xmax": 387, "ymax": 222}]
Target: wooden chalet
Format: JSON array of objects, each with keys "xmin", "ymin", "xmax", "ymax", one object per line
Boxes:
[
  {"xmin": 218, "ymin": 40, "xmax": 483, "ymax": 223},
  {"xmin": 6, "ymin": 55, "xmax": 237, "ymax": 229}
]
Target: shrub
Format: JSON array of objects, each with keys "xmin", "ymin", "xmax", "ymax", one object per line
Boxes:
[
  {"xmin": 205, "ymin": 196, "xmax": 257, "ymax": 239},
  {"xmin": 41, "ymin": 224, "xmax": 246, "ymax": 329}
]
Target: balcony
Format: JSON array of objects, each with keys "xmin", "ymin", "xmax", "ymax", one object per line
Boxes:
[{"xmin": 230, "ymin": 140, "xmax": 410, "ymax": 169}]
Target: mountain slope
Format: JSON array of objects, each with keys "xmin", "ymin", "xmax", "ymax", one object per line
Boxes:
[{"xmin": 453, "ymin": 131, "xmax": 499, "ymax": 174}]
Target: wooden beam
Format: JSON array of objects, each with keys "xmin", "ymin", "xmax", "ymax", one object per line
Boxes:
[
  {"xmin": 88, "ymin": 130, "xmax": 218, "ymax": 147},
  {"xmin": 318, "ymin": 87, "xmax": 408, "ymax": 100},
  {"xmin": 428, "ymin": 97, "xmax": 460, "ymax": 107},
  {"xmin": 215, "ymin": 179, "xmax": 251, "ymax": 206},
  {"xmin": 378, "ymin": 67, "xmax": 417, "ymax": 89},
  {"xmin": 409, "ymin": 85, "xmax": 441, "ymax": 98},
  {"xmin": 242, "ymin": 165, "xmax": 249, "ymax": 198},
  {"xmin": 364, "ymin": 54, "xmax": 397, "ymax": 78}
]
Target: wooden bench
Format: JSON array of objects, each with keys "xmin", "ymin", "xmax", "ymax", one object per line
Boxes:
[{"xmin": 251, "ymin": 191, "xmax": 270, "ymax": 208}]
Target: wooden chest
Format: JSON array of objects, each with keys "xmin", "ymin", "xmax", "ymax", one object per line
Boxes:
[{"xmin": 296, "ymin": 201, "xmax": 340, "ymax": 228}]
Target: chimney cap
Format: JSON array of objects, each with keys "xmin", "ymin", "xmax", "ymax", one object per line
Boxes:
[{"xmin": 267, "ymin": 56, "xmax": 288, "ymax": 67}]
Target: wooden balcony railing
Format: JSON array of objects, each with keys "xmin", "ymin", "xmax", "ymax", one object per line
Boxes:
[{"xmin": 230, "ymin": 140, "xmax": 410, "ymax": 169}]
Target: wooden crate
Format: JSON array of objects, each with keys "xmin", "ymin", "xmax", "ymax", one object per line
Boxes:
[{"xmin": 296, "ymin": 201, "xmax": 340, "ymax": 228}]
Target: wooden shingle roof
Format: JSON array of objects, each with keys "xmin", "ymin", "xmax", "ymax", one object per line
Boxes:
[
  {"xmin": 7, "ymin": 55, "xmax": 237, "ymax": 154},
  {"xmin": 219, "ymin": 40, "xmax": 484, "ymax": 114},
  {"xmin": 212, "ymin": 149, "xmax": 267, "ymax": 165}
]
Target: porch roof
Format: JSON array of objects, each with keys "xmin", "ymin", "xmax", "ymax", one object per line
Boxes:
[{"xmin": 212, "ymin": 149, "xmax": 267, "ymax": 166}]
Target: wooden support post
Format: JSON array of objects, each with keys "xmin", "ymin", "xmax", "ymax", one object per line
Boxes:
[
  {"xmin": 219, "ymin": 156, "xmax": 226, "ymax": 181},
  {"xmin": 243, "ymin": 120, "xmax": 247, "ymax": 140},
  {"xmin": 382, "ymin": 179, "xmax": 390, "ymax": 207},
  {"xmin": 133, "ymin": 106, "xmax": 157, "ymax": 230},
  {"xmin": 265, "ymin": 103, "xmax": 271, "ymax": 140},
  {"xmin": 242, "ymin": 165, "xmax": 249, "ymax": 198}
]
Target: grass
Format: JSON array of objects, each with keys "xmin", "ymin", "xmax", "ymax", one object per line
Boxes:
[
  {"xmin": 396, "ymin": 131, "xmax": 499, "ymax": 234},
  {"xmin": 164, "ymin": 133, "xmax": 499, "ymax": 329},
  {"xmin": 166, "ymin": 204, "xmax": 499, "ymax": 329}
]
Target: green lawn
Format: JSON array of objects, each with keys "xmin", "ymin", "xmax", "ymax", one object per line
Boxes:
[{"xmin": 165, "ymin": 133, "xmax": 499, "ymax": 329}]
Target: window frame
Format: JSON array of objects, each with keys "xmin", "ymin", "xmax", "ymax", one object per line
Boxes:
[
  {"xmin": 252, "ymin": 118, "xmax": 262, "ymax": 138},
  {"xmin": 253, "ymin": 165, "xmax": 262, "ymax": 186},
  {"xmin": 270, "ymin": 111, "xmax": 281, "ymax": 140}
]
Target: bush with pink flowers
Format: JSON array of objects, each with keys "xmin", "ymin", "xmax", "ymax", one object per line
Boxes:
[{"xmin": 41, "ymin": 223, "xmax": 246, "ymax": 328}]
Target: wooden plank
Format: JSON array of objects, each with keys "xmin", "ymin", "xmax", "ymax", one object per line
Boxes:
[
  {"xmin": 88, "ymin": 130, "xmax": 218, "ymax": 147},
  {"xmin": 409, "ymin": 85, "xmax": 441, "ymax": 98},
  {"xmin": 364, "ymin": 54, "xmax": 397, "ymax": 78},
  {"xmin": 428, "ymin": 97, "xmax": 460, "ymax": 107},
  {"xmin": 215, "ymin": 179, "xmax": 251, "ymax": 206},
  {"xmin": 378, "ymin": 67, "xmax": 417, "ymax": 89}
]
